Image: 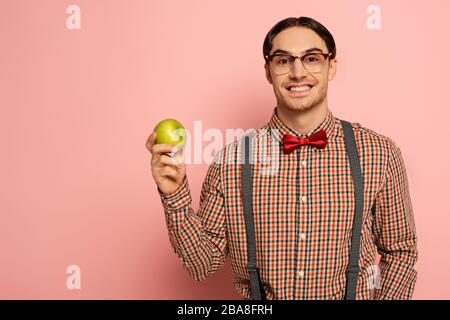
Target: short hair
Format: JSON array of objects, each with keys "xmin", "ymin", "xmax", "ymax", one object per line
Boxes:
[{"xmin": 263, "ymin": 17, "xmax": 337, "ymax": 64}]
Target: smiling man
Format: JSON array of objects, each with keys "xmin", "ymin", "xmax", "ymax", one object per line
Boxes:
[
  {"xmin": 147, "ymin": 16, "xmax": 418, "ymax": 300},
  {"xmin": 264, "ymin": 26, "xmax": 335, "ymax": 134}
]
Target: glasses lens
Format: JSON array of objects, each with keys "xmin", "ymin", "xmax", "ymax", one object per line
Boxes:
[
  {"xmin": 302, "ymin": 53, "xmax": 326, "ymax": 73},
  {"xmin": 270, "ymin": 53, "xmax": 327, "ymax": 74},
  {"xmin": 271, "ymin": 55, "xmax": 292, "ymax": 74}
]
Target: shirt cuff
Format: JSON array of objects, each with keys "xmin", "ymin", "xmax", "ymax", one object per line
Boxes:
[{"xmin": 158, "ymin": 175, "xmax": 191, "ymax": 211}]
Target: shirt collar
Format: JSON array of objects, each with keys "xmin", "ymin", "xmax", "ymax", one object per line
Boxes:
[{"xmin": 268, "ymin": 106, "xmax": 340, "ymax": 150}]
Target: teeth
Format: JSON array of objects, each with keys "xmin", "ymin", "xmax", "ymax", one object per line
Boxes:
[{"xmin": 289, "ymin": 86, "xmax": 311, "ymax": 92}]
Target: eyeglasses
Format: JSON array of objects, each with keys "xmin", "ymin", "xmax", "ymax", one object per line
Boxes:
[{"xmin": 265, "ymin": 52, "xmax": 332, "ymax": 75}]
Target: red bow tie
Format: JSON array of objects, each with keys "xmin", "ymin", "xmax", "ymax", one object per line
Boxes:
[{"xmin": 282, "ymin": 129, "xmax": 327, "ymax": 154}]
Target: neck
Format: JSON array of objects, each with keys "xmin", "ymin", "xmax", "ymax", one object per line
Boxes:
[{"xmin": 276, "ymin": 100, "xmax": 329, "ymax": 135}]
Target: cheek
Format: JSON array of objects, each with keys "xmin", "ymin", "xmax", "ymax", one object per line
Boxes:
[
  {"xmin": 314, "ymin": 77, "xmax": 328, "ymax": 90},
  {"xmin": 277, "ymin": 86, "xmax": 288, "ymax": 97},
  {"xmin": 271, "ymin": 80, "xmax": 285, "ymax": 94}
]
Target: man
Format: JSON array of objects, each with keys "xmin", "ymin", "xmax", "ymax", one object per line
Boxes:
[{"xmin": 145, "ymin": 17, "xmax": 418, "ymax": 300}]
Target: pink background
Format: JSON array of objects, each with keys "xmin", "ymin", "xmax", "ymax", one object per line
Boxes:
[{"xmin": 0, "ymin": 0, "xmax": 448, "ymax": 299}]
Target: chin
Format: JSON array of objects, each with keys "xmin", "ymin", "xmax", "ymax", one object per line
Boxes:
[{"xmin": 285, "ymin": 101, "xmax": 313, "ymax": 112}]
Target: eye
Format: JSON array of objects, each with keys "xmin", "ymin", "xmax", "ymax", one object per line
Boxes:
[
  {"xmin": 273, "ymin": 55, "xmax": 291, "ymax": 65},
  {"xmin": 304, "ymin": 53, "xmax": 322, "ymax": 63}
]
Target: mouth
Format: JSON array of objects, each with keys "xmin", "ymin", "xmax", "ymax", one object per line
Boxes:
[{"xmin": 286, "ymin": 84, "xmax": 314, "ymax": 97}]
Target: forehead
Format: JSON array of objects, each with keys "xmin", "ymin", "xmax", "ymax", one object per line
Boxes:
[{"xmin": 270, "ymin": 27, "xmax": 327, "ymax": 55}]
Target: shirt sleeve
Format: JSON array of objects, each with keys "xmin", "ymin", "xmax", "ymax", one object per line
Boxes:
[
  {"xmin": 372, "ymin": 141, "xmax": 418, "ymax": 299},
  {"xmin": 158, "ymin": 158, "xmax": 228, "ymax": 282}
]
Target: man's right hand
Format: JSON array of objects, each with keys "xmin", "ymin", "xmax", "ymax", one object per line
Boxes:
[{"xmin": 145, "ymin": 131, "xmax": 186, "ymax": 196}]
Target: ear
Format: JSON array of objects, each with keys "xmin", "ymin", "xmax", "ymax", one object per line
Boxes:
[
  {"xmin": 327, "ymin": 58, "xmax": 337, "ymax": 81},
  {"xmin": 265, "ymin": 63, "xmax": 273, "ymax": 85}
]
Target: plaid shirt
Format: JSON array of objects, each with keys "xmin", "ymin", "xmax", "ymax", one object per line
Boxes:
[{"xmin": 158, "ymin": 107, "xmax": 418, "ymax": 300}]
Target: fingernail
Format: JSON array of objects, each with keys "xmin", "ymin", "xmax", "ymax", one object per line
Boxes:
[{"xmin": 172, "ymin": 146, "xmax": 178, "ymax": 154}]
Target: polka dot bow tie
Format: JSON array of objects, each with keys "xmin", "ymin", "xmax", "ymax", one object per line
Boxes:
[{"xmin": 282, "ymin": 129, "xmax": 327, "ymax": 154}]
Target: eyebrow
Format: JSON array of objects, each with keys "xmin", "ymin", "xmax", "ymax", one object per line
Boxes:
[{"xmin": 270, "ymin": 47, "xmax": 324, "ymax": 55}]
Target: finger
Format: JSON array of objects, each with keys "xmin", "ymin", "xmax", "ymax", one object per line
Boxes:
[
  {"xmin": 159, "ymin": 154, "xmax": 183, "ymax": 169},
  {"xmin": 160, "ymin": 166, "xmax": 178, "ymax": 179},
  {"xmin": 173, "ymin": 144, "xmax": 184, "ymax": 156},
  {"xmin": 146, "ymin": 132, "xmax": 157, "ymax": 150},
  {"xmin": 151, "ymin": 143, "xmax": 176, "ymax": 157},
  {"xmin": 171, "ymin": 148, "xmax": 185, "ymax": 164},
  {"xmin": 152, "ymin": 152, "xmax": 182, "ymax": 168}
]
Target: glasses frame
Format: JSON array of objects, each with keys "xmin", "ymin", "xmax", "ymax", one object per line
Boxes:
[{"xmin": 265, "ymin": 52, "xmax": 332, "ymax": 74}]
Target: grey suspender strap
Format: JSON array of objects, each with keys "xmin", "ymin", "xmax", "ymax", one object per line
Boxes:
[
  {"xmin": 241, "ymin": 134, "xmax": 265, "ymax": 300},
  {"xmin": 240, "ymin": 120, "xmax": 364, "ymax": 300},
  {"xmin": 341, "ymin": 120, "xmax": 364, "ymax": 300}
]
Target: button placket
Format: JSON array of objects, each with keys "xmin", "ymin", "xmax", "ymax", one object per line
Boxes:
[{"xmin": 295, "ymin": 146, "xmax": 310, "ymax": 298}]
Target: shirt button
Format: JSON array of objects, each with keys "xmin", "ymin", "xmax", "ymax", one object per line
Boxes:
[
  {"xmin": 297, "ymin": 270, "xmax": 304, "ymax": 278},
  {"xmin": 300, "ymin": 233, "xmax": 306, "ymax": 240},
  {"xmin": 301, "ymin": 195, "xmax": 307, "ymax": 203},
  {"xmin": 301, "ymin": 160, "xmax": 307, "ymax": 167}
]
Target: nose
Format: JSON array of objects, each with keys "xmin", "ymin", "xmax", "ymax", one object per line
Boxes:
[{"xmin": 289, "ymin": 57, "xmax": 308, "ymax": 78}]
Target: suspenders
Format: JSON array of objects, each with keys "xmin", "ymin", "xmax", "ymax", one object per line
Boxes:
[
  {"xmin": 341, "ymin": 120, "xmax": 365, "ymax": 300},
  {"xmin": 241, "ymin": 129, "xmax": 266, "ymax": 300},
  {"xmin": 240, "ymin": 120, "xmax": 364, "ymax": 300}
]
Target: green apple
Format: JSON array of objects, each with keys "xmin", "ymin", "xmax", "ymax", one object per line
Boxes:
[{"xmin": 154, "ymin": 118, "xmax": 186, "ymax": 148}]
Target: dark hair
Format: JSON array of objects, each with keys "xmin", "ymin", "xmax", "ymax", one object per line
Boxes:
[{"xmin": 263, "ymin": 17, "xmax": 336, "ymax": 64}]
